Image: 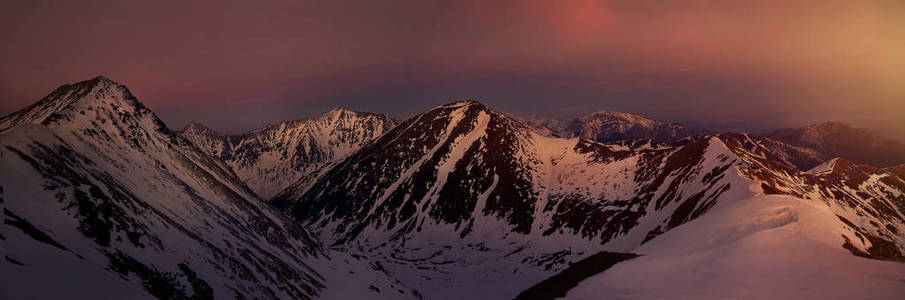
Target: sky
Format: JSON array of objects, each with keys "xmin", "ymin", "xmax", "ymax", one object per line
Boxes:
[{"xmin": 2, "ymin": 0, "xmax": 903, "ymax": 136}]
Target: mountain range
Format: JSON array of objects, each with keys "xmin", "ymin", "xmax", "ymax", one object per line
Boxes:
[
  {"xmin": 3, "ymin": 77, "xmax": 904, "ymax": 299},
  {"xmin": 177, "ymin": 108, "xmax": 394, "ymax": 199},
  {"xmin": 517, "ymin": 110, "xmax": 703, "ymax": 144},
  {"xmin": 0, "ymin": 77, "xmax": 412, "ymax": 299},
  {"xmin": 770, "ymin": 121, "xmax": 905, "ymax": 168}
]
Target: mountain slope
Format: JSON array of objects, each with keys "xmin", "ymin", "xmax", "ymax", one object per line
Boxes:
[
  {"xmin": 770, "ymin": 121, "xmax": 905, "ymax": 168},
  {"xmin": 178, "ymin": 108, "xmax": 394, "ymax": 199},
  {"xmin": 0, "ymin": 77, "xmax": 413, "ymax": 299},
  {"xmin": 547, "ymin": 135, "xmax": 905, "ymax": 299},
  {"xmin": 717, "ymin": 132, "xmax": 825, "ymax": 171},
  {"xmin": 275, "ymin": 100, "xmax": 905, "ymax": 299},
  {"xmin": 272, "ymin": 101, "xmax": 764, "ymax": 298},
  {"xmin": 564, "ymin": 195, "xmax": 905, "ymax": 299}
]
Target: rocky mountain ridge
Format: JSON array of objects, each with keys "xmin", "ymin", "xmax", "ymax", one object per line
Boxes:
[
  {"xmin": 177, "ymin": 107, "xmax": 395, "ymax": 198},
  {"xmin": 0, "ymin": 77, "xmax": 415, "ymax": 299}
]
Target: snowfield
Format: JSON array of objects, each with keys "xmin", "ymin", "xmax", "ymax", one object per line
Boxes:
[{"xmin": 566, "ymin": 194, "xmax": 905, "ymax": 299}]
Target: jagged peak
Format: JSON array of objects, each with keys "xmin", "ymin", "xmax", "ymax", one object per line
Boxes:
[
  {"xmin": 320, "ymin": 106, "xmax": 386, "ymax": 121},
  {"xmin": 217, "ymin": 107, "xmax": 394, "ymax": 139}
]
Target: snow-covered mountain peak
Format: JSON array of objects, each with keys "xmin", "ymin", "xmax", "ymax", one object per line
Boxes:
[
  {"xmin": 3, "ymin": 77, "xmax": 416, "ymax": 299},
  {"xmin": 0, "ymin": 76, "xmax": 159, "ymax": 133},
  {"xmin": 179, "ymin": 106, "xmax": 396, "ymax": 198}
]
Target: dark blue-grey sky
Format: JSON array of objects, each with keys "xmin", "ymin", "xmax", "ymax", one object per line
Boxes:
[{"xmin": 2, "ymin": 0, "xmax": 903, "ymax": 136}]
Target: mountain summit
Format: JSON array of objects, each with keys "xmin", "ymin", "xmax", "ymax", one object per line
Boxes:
[
  {"xmin": 273, "ymin": 100, "xmax": 905, "ymax": 298},
  {"xmin": 1, "ymin": 77, "xmax": 414, "ymax": 299},
  {"xmin": 0, "ymin": 76, "xmax": 165, "ymax": 134},
  {"xmin": 178, "ymin": 107, "xmax": 395, "ymax": 198}
]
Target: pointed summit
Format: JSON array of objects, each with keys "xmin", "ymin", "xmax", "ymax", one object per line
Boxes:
[{"xmin": 0, "ymin": 76, "xmax": 160, "ymax": 133}]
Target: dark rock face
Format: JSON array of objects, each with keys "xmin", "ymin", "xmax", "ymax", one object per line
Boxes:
[
  {"xmin": 770, "ymin": 121, "xmax": 905, "ymax": 168},
  {"xmin": 514, "ymin": 251, "xmax": 640, "ymax": 300}
]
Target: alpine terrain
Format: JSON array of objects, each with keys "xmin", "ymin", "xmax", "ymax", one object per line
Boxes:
[
  {"xmin": 770, "ymin": 121, "xmax": 905, "ymax": 168},
  {"xmin": 274, "ymin": 101, "xmax": 905, "ymax": 299},
  {"xmin": 517, "ymin": 110, "xmax": 702, "ymax": 143},
  {"xmin": 3, "ymin": 78, "xmax": 904, "ymax": 299},
  {"xmin": 177, "ymin": 108, "xmax": 394, "ymax": 198},
  {"xmin": 0, "ymin": 77, "xmax": 416, "ymax": 299}
]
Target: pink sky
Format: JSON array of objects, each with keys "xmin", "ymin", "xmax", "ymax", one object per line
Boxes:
[{"xmin": 2, "ymin": 0, "xmax": 903, "ymax": 135}]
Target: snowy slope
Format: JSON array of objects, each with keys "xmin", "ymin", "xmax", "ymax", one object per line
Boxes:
[
  {"xmin": 551, "ymin": 136, "xmax": 905, "ymax": 299},
  {"xmin": 565, "ymin": 195, "xmax": 905, "ymax": 299},
  {"xmin": 717, "ymin": 132, "xmax": 826, "ymax": 171},
  {"xmin": 276, "ymin": 100, "xmax": 905, "ymax": 299},
  {"xmin": 0, "ymin": 77, "xmax": 414, "ymax": 299},
  {"xmin": 6, "ymin": 78, "xmax": 903, "ymax": 299},
  {"xmin": 273, "ymin": 101, "xmax": 775, "ymax": 298},
  {"xmin": 178, "ymin": 108, "xmax": 394, "ymax": 199}
]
